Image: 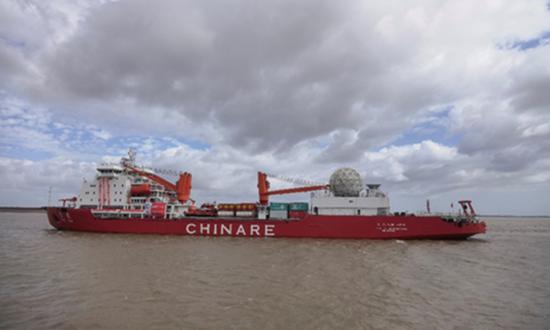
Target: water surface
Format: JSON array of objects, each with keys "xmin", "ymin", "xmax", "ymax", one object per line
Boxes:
[{"xmin": 1, "ymin": 213, "xmax": 549, "ymax": 329}]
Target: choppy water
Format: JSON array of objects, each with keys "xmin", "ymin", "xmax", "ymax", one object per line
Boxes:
[{"xmin": 1, "ymin": 212, "xmax": 549, "ymax": 329}]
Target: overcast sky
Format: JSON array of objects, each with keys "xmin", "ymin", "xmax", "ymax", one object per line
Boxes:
[{"xmin": 1, "ymin": 0, "xmax": 550, "ymax": 215}]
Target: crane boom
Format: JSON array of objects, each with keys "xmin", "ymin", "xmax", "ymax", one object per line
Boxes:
[
  {"xmin": 265, "ymin": 185, "xmax": 329, "ymax": 196},
  {"xmin": 258, "ymin": 171, "xmax": 328, "ymax": 205},
  {"xmin": 127, "ymin": 166, "xmax": 177, "ymax": 191}
]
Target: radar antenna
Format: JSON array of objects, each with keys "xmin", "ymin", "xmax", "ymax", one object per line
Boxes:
[
  {"xmin": 128, "ymin": 148, "xmax": 137, "ymax": 163},
  {"xmin": 121, "ymin": 148, "xmax": 137, "ymax": 167}
]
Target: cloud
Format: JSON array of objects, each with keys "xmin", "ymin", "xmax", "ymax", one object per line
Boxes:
[
  {"xmin": 0, "ymin": 0, "xmax": 550, "ymax": 214},
  {"xmin": 32, "ymin": 0, "xmax": 549, "ymax": 153},
  {"xmin": 0, "ymin": 156, "xmax": 97, "ymax": 206}
]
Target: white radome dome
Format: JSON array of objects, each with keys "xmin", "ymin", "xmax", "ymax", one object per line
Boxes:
[{"xmin": 329, "ymin": 168, "xmax": 363, "ymax": 197}]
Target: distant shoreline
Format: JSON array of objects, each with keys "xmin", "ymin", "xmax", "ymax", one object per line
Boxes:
[{"xmin": 0, "ymin": 207, "xmax": 46, "ymax": 213}]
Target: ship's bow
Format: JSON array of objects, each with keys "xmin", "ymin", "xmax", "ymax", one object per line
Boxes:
[{"xmin": 47, "ymin": 207, "xmax": 70, "ymax": 230}]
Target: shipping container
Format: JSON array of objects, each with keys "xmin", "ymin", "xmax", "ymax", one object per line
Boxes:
[
  {"xmin": 289, "ymin": 202, "xmax": 309, "ymax": 211},
  {"xmin": 239, "ymin": 203, "xmax": 256, "ymax": 211},
  {"xmin": 217, "ymin": 204, "xmax": 234, "ymax": 211},
  {"xmin": 217, "ymin": 210, "xmax": 235, "ymax": 217},
  {"xmin": 236, "ymin": 211, "xmax": 255, "ymax": 217},
  {"xmin": 270, "ymin": 202, "xmax": 289, "ymax": 211},
  {"xmin": 219, "ymin": 203, "xmax": 256, "ymax": 211},
  {"xmin": 288, "ymin": 210, "xmax": 307, "ymax": 218},
  {"xmin": 270, "ymin": 210, "xmax": 288, "ymax": 219}
]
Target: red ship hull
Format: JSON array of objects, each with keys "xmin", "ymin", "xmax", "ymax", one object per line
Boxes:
[{"xmin": 47, "ymin": 207, "xmax": 486, "ymax": 239}]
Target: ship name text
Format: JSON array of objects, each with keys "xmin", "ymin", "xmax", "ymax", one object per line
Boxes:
[{"xmin": 185, "ymin": 223, "xmax": 276, "ymax": 237}]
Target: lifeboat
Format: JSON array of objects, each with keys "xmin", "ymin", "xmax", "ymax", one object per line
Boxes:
[{"xmin": 130, "ymin": 184, "xmax": 151, "ymax": 195}]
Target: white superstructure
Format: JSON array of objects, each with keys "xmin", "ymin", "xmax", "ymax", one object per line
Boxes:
[
  {"xmin": 78, "ymin": 164, "xmax": 132, "ymax": 208},
  {"xmin": 310, "ymin": 185, "xmax": 390, "ymax": 216},
  {"xmin": 74, "ymin": 151, "xmax": 189, "ymax": 218},
  {"xmin": 311, "ymin": 168, "xmax": 391, "ymax": 216}
]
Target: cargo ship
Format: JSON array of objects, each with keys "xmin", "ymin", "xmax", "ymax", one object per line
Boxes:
[{"xmin": 47, "ymin": 150, "xmax": 486, "ymax": 239}]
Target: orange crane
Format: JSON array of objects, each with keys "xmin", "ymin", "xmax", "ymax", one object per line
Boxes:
[
  {"xmin": 257, "ymin": 172, "xmax": 328, "ymax": 205},
  {"xmin": 176, "ymin": 172, "xmax": 192, "ymax": 203},
  {"xmin": 126, "ymin": 166, "xmax": 192, "ymax": 203}
]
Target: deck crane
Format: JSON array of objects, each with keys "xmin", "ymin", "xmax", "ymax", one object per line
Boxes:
[
  {"xmin": 120, "ymin": 149, "xmax": 193, "ymax": 203},
  {"xmin": 126, "ymin": 165, "xmax": 192, "ymax": 203},
  {"xmin": 257, "ymin": 172, "xmax": 329, "ymax": 205}
]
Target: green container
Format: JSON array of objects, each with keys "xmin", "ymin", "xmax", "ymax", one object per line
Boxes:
[
  {"xmin": 270, "ymin": 202, "xmax": 288, "ymax": 211},
  {"xmin": 289, "ymin": 203, "xmax": 309, "ymax": 211}
]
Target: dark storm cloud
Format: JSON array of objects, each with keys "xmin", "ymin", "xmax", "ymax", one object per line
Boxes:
[
  {"xmin": 510, "ymin": 75, "xmax": 550, "ymax": 112},
  {"xmin": 0, "ymin": 43, "xmax": 27, "ymax": 87}
]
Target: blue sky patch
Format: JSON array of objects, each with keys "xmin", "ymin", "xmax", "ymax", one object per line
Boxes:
[
  {"xmin": 0, "ymin": 97, "xmax": 211, "ymax": 162},
  {"xmin": 0, "ymin": 144, "xmax": 51, "ymax": 160},
  {"xmin": 0, "ymin": 35, "xmax": 26, "ymax": 49},
  {"xmin": 509, "ymin": 31, "xmax": 550, "ymax": 51},
  {"xmin": 390, "ymin": 123, "xmax": 461, "ymax": 148},
  {"xmin": 387, "ymin": 107, "xmax": 461, "ymax": 148}
]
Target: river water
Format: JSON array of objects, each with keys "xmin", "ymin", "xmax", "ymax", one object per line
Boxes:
[{"xmin": 1, "ymin": 212, "xmax": 549, "ymax": 329}]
